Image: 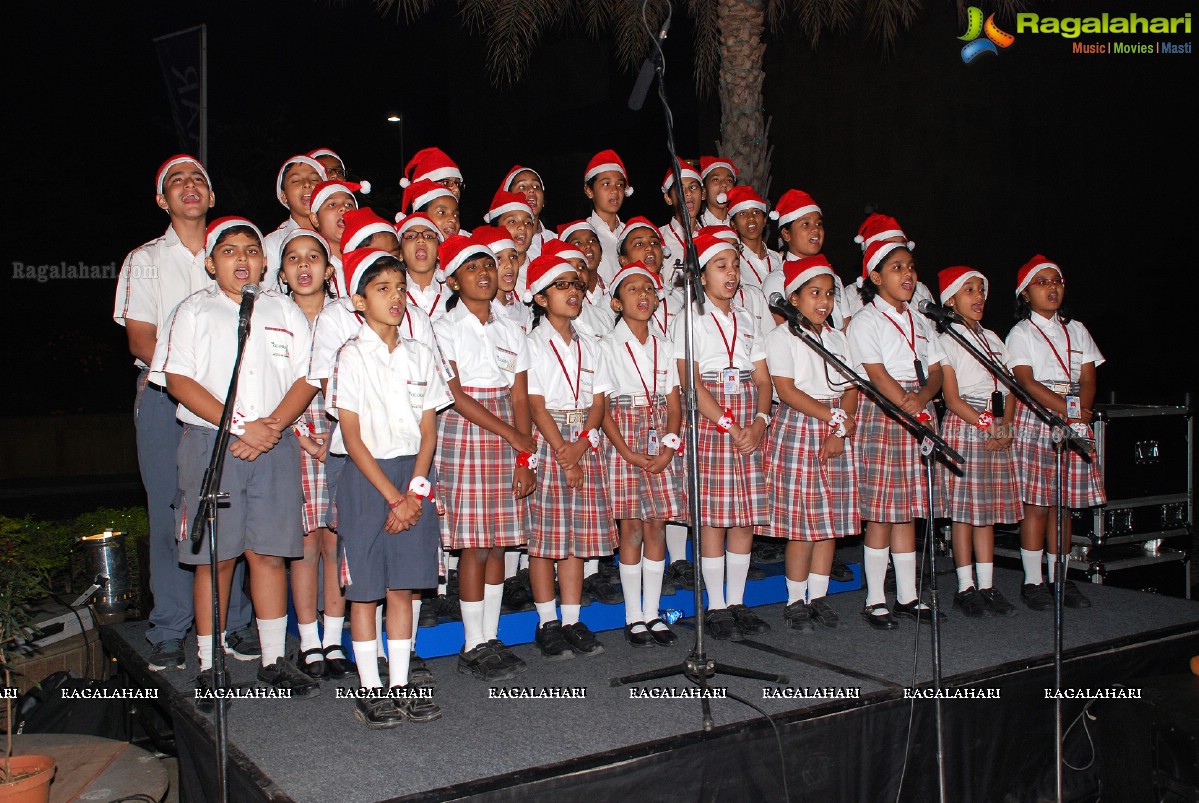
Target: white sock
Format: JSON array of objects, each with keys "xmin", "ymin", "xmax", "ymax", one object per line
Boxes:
[
  {"xmin": 297, "ymin": 621, "xmax": 321, "ymax": 664},
  {"xmin": 584, "ymin": 559, "xmax": 599, "ymax": 579},
  {"xmin": 519, "ymin": 552, "xmax": 529, "ymax": 571},
  {"xmin": 725, "ymin": 551, "xmax": 751, "ymax": 606},
  {"xmin": 483, "ymin": 583, "xmax": 504, "ymax": 642},
  {"xmin": 642, "ymin": 558, "xmax": 666, "ymax": 621},
  {"xmin": 666, "ymin": 524, "xmax": 689, "ymax": 564},
  {"xmin": 956, "ymin": 565, "xmax": 975, "ymax": 593},
  {"xmin": 1021, "ymin": 548, "xmax": 1044, "ymax": 585},
  {"xmin": 535, "ymin": 600, "xmax": 557, "ymax": 626},
  {"xmin": 410, "ymin": 598, "xmax": 421, "ymax": 646},
  {"xmin": 445, "ymin": 552, "xmax": 459, "ymax": 573},
  {"xmin": 619, "ymin": 561, "xmax": 644, "ymax": 624},
  {"xmin": 786, "ymin": 578, "xmax": 807, "ymax": 605},
  {"xmin": 437, "ymin": 581, "xmax": 447, "ymax": 595},
  {"xmin": 257, "ymin": 617, "xmax": 287, "ymax": 666},
  {"xmin": 808, "ymin": 573, "xmax": 830, "ymax": 602},
  {"xmin": 891, "ymin": 552, "xmax": 917, "ymax": 605},
  {"xmin": 387, "ymin": 639, "xmax": 411, "ymax": 687},
  {"xmin": 701, "ymin": 556, "xmax": 726, "ymax": 609},
  {"xmin": 863, "ymin": 545, "xmax": 890, "ymax": 607},
  {"xmin": 375, "ymin": 606, "xmax": 385, "ymax": 653},
  {"xmin": 197, "ymin": 634, "xmax": 214, "ymax": 672},
  {"xmin": 460, "ymin": 600, "xmax": 485, "ymax": 652},
  {"xmin": 976, "ymin": 562, "xmax": 994, "ymax": 590},
  {"xmin": 322, "ymin": 615, "xmax": 345, "ymax": 651},
  {"xmin": 561, "ymin": 603, "xmax": 581, "ymax": 626},
  {"xmin": 1046, "ymin": 556, "xmax": 1058, "ymax": 582},
  {"xmin": 504, "ymin": 550, "xmax": 520, "ymax": 579},
  {"xmin": 353, "ymin": 641, "xmax": 382, "ymax": 688}
]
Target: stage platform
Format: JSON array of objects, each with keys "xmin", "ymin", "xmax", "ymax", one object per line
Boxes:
[{"xmin": 100, "ymin": 565, "xmax": 1199, "ymax": 802}]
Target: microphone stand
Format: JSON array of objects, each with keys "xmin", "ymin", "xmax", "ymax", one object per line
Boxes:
[
  {"xmin": 770, "ymin": 299, "xmax": 962, "ymax": 803},
  {"xmin": 609, "ymin": 0, "xmax": 788, "ymax": 729},
  {"xmin": 925, "ymin": 306, "xmax": 1092, "ymax": 803},
  {"xmin": 190, "ymin": 286, "xmax": 258, "ymax": 803}
]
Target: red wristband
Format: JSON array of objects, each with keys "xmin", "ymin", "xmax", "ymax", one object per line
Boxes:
[
  {"xmin": 517, "ymin": 451, "xmax": 539, "ymax": 470},
  {"xmin": 716, "ymin": 409, "xmax": 735, "ymax": 433},
  {"xmin": 975, "ymin": 410, "xmax": 996, "ymax": 431}
]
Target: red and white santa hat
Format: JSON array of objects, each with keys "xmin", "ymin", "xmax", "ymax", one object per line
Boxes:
[
  {"xmin": 694, "ymin": 232, "xmax": 738, "ymax": 269},
  {"xmin": 723, "ymin": 186, "xmax": 768, "ymax": 218},
  {"xmin": 155, "ymin": 154, "xmax": 213, "ymax": 195},
  {"xmin": 470, "ymin": 225, "xmax": 516, "ymax": 255},
  {"xmin": 502, "ymin": 164, "xmax": 546, "ymax": 192},
  {"xmin": 311, "ymin": 180, "xmax": 370, "ymax": 214},
  {"xmin": 938, "ymin": 266, "xmax": 989, "ymax": 304},
  {"xmin": 343, "ymin": 249, "xmax": 398, "ymax": 296},
  {"xmin": 661, "ymin": 160, "xmax": 702, "ymax": 194},
  {"xmin": 557, "ymin": 219, "xmax": 597, "ymax": 243},
  {"xmin": 862, "ymin": 239, "xmax": 909, "ymax": 278},
  {"xmin": 205, "ymin": 216, "xmax": 264, "ymax": 256},
  {"xmin": 437, "ymin": 235, "xmax": 495, "ymax": 282},
  {"xmin": 342, "ymin": 208, "xmax": 396, "ymax": 253},
  {"xmin": 307, "ymin": 148, "xmax": 346, "ymax": 173},
  {"xmin": 584, "ymin": 149, "xmax": 633, "ymax": 196},
  {"xmin": 540, "ymin": 237, "xmax": 586, "ymax": 265},
  {"xmin": 399, "ymin": 147, "xmax": 462, "ymax": 188},
  {"xmin": 523, "ymin": 254, "xmax": 578, "ymax": 303},
  {"xmin": 401, "ymin": 179, "xmax": 455, "ymax": 216},
  {"xmin": 279, "ymin": 227, "xmax": 332, "ymax": 259},
  {"xmin": 610, "ymin": 261, "xmax": 666, "ymax": 299},
  {"xmin": 484, "ymin": 190, "xmax": 533, "ymax": 224},
  {"xmin": 783, "ymin": 254, "xmax": 835, "ymax": 297},
  {"xmin": 616, "ymin": 216, "xmax": 664, "ymax": 250},
  {"xmin": 698, "ymin": 224, "xmax": 739, "ymax": 243},
  {"xmin": 1014, "ymin": 254, "xmax": 1062, "ymax": 296},
  {"xmin": 769, "ymin": 189, "xmax": 821, "ymax": 227},
  {"xmin": 855, "ymin": 213, "xmax": 913, "ymax": 251},
  {"xmin": 395, "ymin": 212, "xmax": 446, "ymax": 242},
  {"xmin": 699, "ymin": 156, "xmax": 738, "ymax": 203},
  {"xmin": 274, "ymin": 155, "xmax": 328, "ymax": 206}
]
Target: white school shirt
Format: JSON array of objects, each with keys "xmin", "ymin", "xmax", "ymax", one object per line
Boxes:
[
  {"xmin": 739, "ymin": 246, "xmax": 782, "ymax": 290},
  {"xmin": 842, "ymin": 276, "xmax": 934, "ymax": 321},
  {"xmin": 307, "ymin": 297, "xmax": 437, "ymax": 386},
  {"xmin": 327, "ymin": 326, "xmax": 453, "ymax": 459},
  {"xmin": 660, "ymin": 218, "xmax": 697, "ymax": 292},
  {"xmin": 153, "ymin": 287, "xmax": 311, "ymax": 429},
  {"xmin": 734, "ymin": 283, "xmax": 772, "ymax": 341},
  {"xmin": 674, "ymin": 297, "xmax": 766, "ymax": 373},
  {"xmin": 526, "ymin": 223, "xmax": 556, "ymax": 261},
  {"xmin": 846, "ymin": 295, "xmax": 945, "ymax": 381},
  {"xmin": 766, "ymin": 323, "xmax": 855, "ymax": 400},
  {"xmin": 261, "ymin": 218, "xmax": 301, "ymax": 289},
  {"xmin": 1005, "ymin": 313, "xmax": 1104, "ymax": 386},
  {"xmin": 526, "ymin": 324, "xmax": 614, "ymax": 410},
  {"xmin": 573, "ymin": 287, "xmax": 617, "ymax": 341},
  {"xmin": 407, "ymin": 278, "xmax": 450, "ymax": 322},
  {"xmin": 588, "ymin": 211, "xmax": 623, "ymax": 289},
  {"xmin": 113, "ymin": 225, "xmax": 213, "ymax": 373},
  {"xmin": 495, "ymin": 294, "xmax": 534, "ymax": 334},
  {"xmin": 601, "ymin": 319, "xmax": 680, "ymax": 398},
  {"xmin": 940, "ymin": 323, "xmax": 1011, "ymax": 401},
  {"xmin": 434, "ymin": 301, "xmax": 530, "ymax": 388},
  {"xmin": 651, "ymin": 288, "xmax": 685, "ymax": 342}
]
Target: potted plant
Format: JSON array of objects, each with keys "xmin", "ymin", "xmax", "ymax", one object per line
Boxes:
[{"xmin": 1, "ymin": 517, "xmax": 56, "ymax": 802}]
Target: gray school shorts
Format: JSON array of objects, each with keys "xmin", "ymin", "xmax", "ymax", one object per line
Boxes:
[{"xmin": 174, "ymin": 425, "xmax": 304, "ymax": 565}]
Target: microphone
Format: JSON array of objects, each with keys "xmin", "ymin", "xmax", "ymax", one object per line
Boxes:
[
  {"xmin": 628, "ymin": 16, "xmax": 671, "ymax": 111},
  {"xmin": 238, "ymin": 283, "xmax": 260, "ymax": 333},
  {"xmin": 918, "ymin": 299, "xmax": 964, "ymax": 326},
  {"xmin": 768, "ymin": 292, "xmax": 813, "ymax": 332}
]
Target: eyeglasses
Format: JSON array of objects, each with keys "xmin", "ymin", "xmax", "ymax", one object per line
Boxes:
[
  {"xmin": 1031, "ymin": 277, "xmax": 1065, "ymax": 287},
  {"xmin": 401, "ymin": 231, "xmax": 439, "ymax": 242},
  {"xmin": 547, "ymin": 280, "xmax": 586, "ymax": 292},
  {"xmin": 437, "ymin": 178, "xmax": 464, "ymax": 190}
]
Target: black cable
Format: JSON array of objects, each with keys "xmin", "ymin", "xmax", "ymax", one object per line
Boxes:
[{"xmin": 46, "ymin": 589, "xmax": 92, "ymax": 682}]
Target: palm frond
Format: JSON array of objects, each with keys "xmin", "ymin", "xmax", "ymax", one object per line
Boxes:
[
  {"xmin": 863, "ymin": 0, "xmax": 922, "ymax": 54},
  {"xmin": 455, "ymin": 0, "xmax": 569, "ymax": 86},
  {"xmin": 687, "ymin": 0, "xmax": 721, "ymax": 96},
  {"xmin": 374, "ymin": 0, "xmax": 441, "ymax": 24},
  {"xmin": 571, "ymin": 0, "xmax": 616, "ymax": 40}
]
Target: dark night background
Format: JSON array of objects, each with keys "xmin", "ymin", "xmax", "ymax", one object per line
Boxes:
[{"xmin": 2, "ymin": 0, "xmax": 1195, "ymax": 421}]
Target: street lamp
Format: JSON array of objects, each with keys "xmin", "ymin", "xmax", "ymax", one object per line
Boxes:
[{"xmin": 386, "ymin": 112, "xmax": 404, "ymax": 176}]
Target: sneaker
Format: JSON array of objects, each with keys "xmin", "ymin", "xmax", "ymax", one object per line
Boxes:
[
  {"xmin": 418, "ymin": 598, "xmax": 441, "ymax": 628},
  {"xmin": 830, "ymin": 557, "xmax": 855, "ymax": 584},
  {"xmin": 583, "ymin": 575, "xmax": 624, "ymax": 605},
  {"xmin": 704, "ymin": 608, "xmax": 740, "ymax": 640},
  {"xmin": 751, "ymin": 539, "xmax": 785, "ymax": 564},
  {"xmin": 147, "ymin": 638, "xmax": 186, "ymax": 672},
  {"xmin": 659, "ymin": 572, "xmax": 678, "ymax": 597},
  {"xmin": 354, "ymin": 695, "xmax": 404, "ymax": 729},
  {"xmin": 563, "ymin": 622, "xmax": 604, "ymax": 656},
  {"xmin": 729, "ymin": 603, "xmax": 771, "ymax": 636},
  {"xmin": 747, "ymin": 563, "xmax": 767, "ymax": 581},
  {"xmin": 391, "ymin": 688, "xmax": 442, "ymax": 723},
  {"xmin": 323, "ymin": 645, "xmax": 358, "ymax": 679},
  {"xmin": 783, "ymin": 600, "xmax": 814, "ymax": 632},
  {"xmin": 501, "ymin": 575, "xmax": 534, "ymax": 613},
  {"xmin": 224, "ymin": 626, "xmax": 261, "ymax": 661},
  {"xmin": 1063, "ymin": 580, "xmax": 1092, "ymax": 609},
  {"xmin": 457, "ymin": 643, "xmax": 516, "ymax": 681},
  {"xmin": 409, "ymin": 651, "xmax": 436, "ymax": 689},
  {"xmin": 1020, "ymin": 582, "xmax": 1053, "ymax": 611},
  {"xmin": 979, "ymin": 587, "xmax": 1017, "ymax": 617},
  {"xmin": 953, "ymin": 587, "xmax": 989, "ymax": 618},
  {"xmin": 598, "ymin": 559, "xmax": 621, "ymax": 580},
  {"xmin": 257, "ymin": 657, "xmax": 321, "ymax": 698},
  {"xmin": 535, "ymin": 620, "xmax": 575, "ymax": 661},
  {"xmin": 669, "ymin": 560, "xmax": 696, "ymax": 590},
  {"xmin": 487, "ymin": 639, "xmax": 528, "ymax": 674},
  {"xmin": 193, "ymin": 668, "xmax": 231, "ymax": 714},
  {"xmin": 808, "ymin": 598, "xmax": 841, "ymax": 629}
]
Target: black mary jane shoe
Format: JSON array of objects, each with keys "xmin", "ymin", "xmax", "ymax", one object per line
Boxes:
[
  {"xmin": 860, "ymin": 603, "xmax": 898, "ymax": 631},
  {"xmin": 624, "ymin": 622, "xmax": 656, "ymax": 648},
  {"xmin": 322, "ymin": 645, "xmax": 357, "ymax": 680},
  {"xmin": 645, "ymin": 618, "xmax": 679, "ymax": 646},
  {"xmin": 299, "ymin": 647, "xmax": 327, "ymax": 679}
]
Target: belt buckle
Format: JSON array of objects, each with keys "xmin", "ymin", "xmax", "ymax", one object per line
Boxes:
[
  {"xmin": 565, "ymin": 410, "xmax": 585, "ymax": 425},
  {"xmin": 1049, "ymin": 381, "xmax": 1070, "ymax": 395},
  {"xmin": 632, "ymin": 394, "xmax": 649, "ymax": 407}
]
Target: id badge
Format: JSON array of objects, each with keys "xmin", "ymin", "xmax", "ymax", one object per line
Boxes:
[
  {"xmin": 1065, "ymin": 394, "xmax": 1082, "ymax": 419},
  {"xmin": 722, "ymin": 368, "xmax": 740, "ymax": 395},
  {"xmin": 495, "ymin": 347, "xmax": 517, "ymax": 373},
  {"xmin": 647, "ymin": 427, "xmax": 660, "ymax": 456},
  {"xmin": 570, "ymin": 423, "xmax": 583, "ymax": 442},
  {"xmin": 914, "ymin": 359, "xmax": 927, "ymax": 388},
  {"xmin": 990, "ymin": 391, "xmax": 1004, "ymax": 417}
]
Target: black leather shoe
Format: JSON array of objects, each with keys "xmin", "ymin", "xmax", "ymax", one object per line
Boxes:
[
  {"xmin": 390, "ymin": 688, "xmax": 442, "ymax": 723},
  {"xmin": 323, "ymin": 645, "xmax": 357, "ymax": 680},
  {"xmin": 783, "ymin": 600, "xmax": 814, "ymax": 632},
  {"xmin": 979, "ymin": 587, "xmax": 1017, "ymax": 617},
  {"xmin": 299, "ymin": 647, "xmax": 327, "ymax": 679},
  {"xmin": 354, "ymin": 695, "xmax": 403, "ymax": 729},
  {"xmin": 704, "ymin": 608, "xmax": 740, "ymax": 640},
  {"xmin": 1063, "ymin": 580, "xmax": 1092, "ymax": 609},
  {"xmin": 861, "ymin": 603, "xmax": 898, "ymax": 630},
  {"xmin": 645, "ymin": 618, "xmax": 678, "ymax": 646},
  {"xmin": 893, "ymin": 599, "xmax": 943, "ymax": 623},
  {"xmin": 535, "ymin": 620, "xmax": 575, "ymax": 661},
  {"xmin": 457, "ymin": 642, "xmax": 516, "ymax": 681},
  {"xmin": 729, "ymin": 603, "xmax": 771, "ymax": 636},
  {"xmin": 1021, "ymin": 582, "xmax": 1053, "ymax": 611},
  {"xmin": 408, "ymin": 651, "xmax": 435, "ymax": 689},
  {"xmin": 808, "ymin": 598, "xmax": 841, "ymax": 629},
  {"xmin": 953, "ymin": 587, "xmax": 988, "ymax": 618},
  {"xmin": 583, "ymin": 575, "xmax": 624, "ymax": 605},
  {"xmin": 563, "ymin": 622, "xmax": 604, "ymax": 656},
  {"xmin": 830, "ymin": 557, "xmax": 855, "ymax": 583},
  {"xmin": 487, "ymin": 639, "xmax": 528, "ymax": 673},
  {"xmin": 624, "ymin": 622, "xmax": 656, "ymax": 648}
]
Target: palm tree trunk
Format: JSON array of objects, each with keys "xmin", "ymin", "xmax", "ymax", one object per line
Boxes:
[{"xmin": 716, "ymin": 0, "xmax": 770, "ymax": 194}]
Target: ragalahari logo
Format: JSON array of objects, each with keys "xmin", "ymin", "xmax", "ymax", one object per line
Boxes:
[{"xmin": 959, "ymin": 7, "xmax": 1016, "ymax": 62}]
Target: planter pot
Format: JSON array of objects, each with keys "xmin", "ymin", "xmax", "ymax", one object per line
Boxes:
[{"xmin": 0, "ymin": 755, "xmax": 56, "ymax": 803}]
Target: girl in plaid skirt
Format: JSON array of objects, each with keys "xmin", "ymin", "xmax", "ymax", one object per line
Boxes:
[
  {"xmin": 674, "ymin": 234, "xmax": 774, "ymax": 641},
  {"xmin": 601, "ymin": 263, "xmax": 687, "ymax": 647},
  {"xmin": 432, "ymin": 235, "xmax": 537, "ymax": 680},
  {"xmin": 1006, "ymin": 256, "xmax": 1106, "ymax": 611},
  {"xmin": 764, "ymin": 256, "xmax": 860, "ymax": 632},
  {"xmin": 278, "ymin": 230, "xmax": 355, "ymax": 679},
  {"xmin": 936, "ymin": 267, "xmax": 1022, "ymax": 619},
  {"xmin": 846, "ymin": 241, "xmax": 946, "ymax": 631},
  {"xmin": 525, "ymin": 253, "xmax": 617, "ymax": 660}
]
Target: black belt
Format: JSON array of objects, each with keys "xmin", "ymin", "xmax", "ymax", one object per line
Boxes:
[{"xmin": 147, "ymin": 381, "xmax": 168, "ymax": 393}]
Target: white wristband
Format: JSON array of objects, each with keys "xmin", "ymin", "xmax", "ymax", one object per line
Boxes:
[
  {"xmin": 755, "ymin": 412, "xmax": 770, "ymax": 426},
  {"xmin": 408, "ymin": 476, "xmax": 432, "ymax": 497},
  {"xmin": 662, "ymin": 433, "xmax": 683, "ymax": 451}
]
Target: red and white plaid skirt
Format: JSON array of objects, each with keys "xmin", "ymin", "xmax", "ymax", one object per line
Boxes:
[
  {"xmin": 1013, "ymin": 404, "xmax": 1106, "ymax": 508},
  {"xmin": 939, "ymin": 412, "xmax": 1023, "ymax": 526},
  {"xmin": 694, "ymin": 377, "xmax": 768, "ymax": 529},
  {"xmin": 763, "ymin": 400, "xmax": 859, "ymax": 541},
  {"xmin": 854, "ymin": 382, "xmax": 936, "ymax": 523},
  {"xmin": 435, "ymin": 387, "xmax": 527, "ymax": 549},
  {"xmin": 605, "ymin": 397, "xmax": 687, "ymax": 522},
  {"xmin": 299, "ymin": 393, "xmax": 330, "ymax": 535},
  {"xmin": 527, "ymin": 411, "xmax": 617, "ymax": 560}
]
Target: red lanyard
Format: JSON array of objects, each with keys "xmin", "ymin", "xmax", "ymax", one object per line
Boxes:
[
  {"xmin": 962, "ymin": 324, "xmax": 999, "ymax": 390},
  {"xmin": 404, "ymin": 312, "xmax": 414, "ymax": 338},
  {"xmin": 742, "ymin": 250, "xmax": 765, "ymax": 285},
  {"xmin": 710, "ymin": 310, "xmax": 738, "ymax": 368},
  {"xmin": 625, "ymin": 338, "xmax": 658, "ymax": 400},
  {"xmin": 655, "ymin": 301, "xmax": 669, "ymax": 335},
  {"xmin": 1033, "ymin": 317, "xmax": 1072, "ymax": 381},
  {"xmin": 881, "ymin": 307, "xmax": 917, "ymax": 355},
  {"xmin": 549, "ymin": 337, "xmax": 583, "ymax": 405},
  {"xmin": 408, "ymin": 286, "xmax": 442, "ymax": 318}
]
